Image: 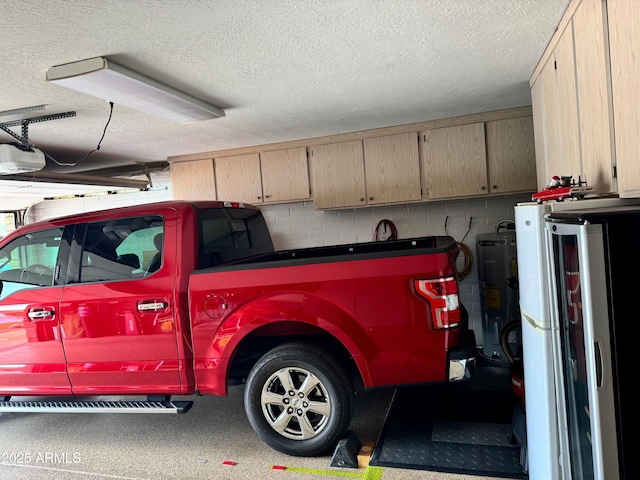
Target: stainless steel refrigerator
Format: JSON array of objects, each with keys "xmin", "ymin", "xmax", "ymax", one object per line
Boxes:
[{"xmin": 545, "ymin": 205, "xmax": 638, "ymax": 479}]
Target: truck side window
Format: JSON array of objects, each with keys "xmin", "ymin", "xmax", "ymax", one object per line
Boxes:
[
  {"xmin": 0, "ymin": 227, "xmax": 64, "ymax": 299},
  {"xmin": 78, "ymin": 216, "xmax": 164, "ymax": 283},
  {"xmin": 196, "ymin": 207, "xmax": 273, "ymax": 269}
]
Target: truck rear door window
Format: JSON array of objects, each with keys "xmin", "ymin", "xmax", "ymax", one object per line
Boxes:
[
  {"xmin": 78, "ymin": 216, "xmax": 164, "ymax": 283},
  {"xmin": 197, "ymin": 207, "xmax": 273, "ymax": 269}
]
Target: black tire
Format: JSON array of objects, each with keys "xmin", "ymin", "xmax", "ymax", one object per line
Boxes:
[{"xmin": 244, "ymin": 342, "xmax": 354, "ymax": 457}]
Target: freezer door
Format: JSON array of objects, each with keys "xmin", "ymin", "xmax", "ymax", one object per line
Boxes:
[
  {"xmin": 514, "ymin": 202, "xmax": 560, "ymax": 480},
  {"xmin": 547, "ymin": 222, "xmax": 619, "ymax": 480}
]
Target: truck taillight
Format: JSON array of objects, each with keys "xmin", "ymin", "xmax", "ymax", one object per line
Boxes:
[{"xmin": 413, "ymin": 277, "xmax": 460, "ymax": 329}]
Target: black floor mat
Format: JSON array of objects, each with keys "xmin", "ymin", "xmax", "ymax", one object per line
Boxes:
[{"xmin": 369, "ymin": 364, "xmax": 528, "ymax": 479}]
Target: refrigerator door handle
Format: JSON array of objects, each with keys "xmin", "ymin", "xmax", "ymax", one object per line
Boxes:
[{"xmin": 594, "ymin": 339, "xmax": 604, "ymax": 388}]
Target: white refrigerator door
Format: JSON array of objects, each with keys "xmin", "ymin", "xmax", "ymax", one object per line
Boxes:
[{"xmin": 515, "ymin": 202, "xmax": 560, "ymax": 480}]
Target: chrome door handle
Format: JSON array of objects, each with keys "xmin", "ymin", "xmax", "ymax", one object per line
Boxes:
[
  {"xmin": 137, "ymin": 300, "xmax": 168, "ymax": 312},
  {"xmin": 28, "ymin": 307, "xmax": 55, "ymax": 321}
]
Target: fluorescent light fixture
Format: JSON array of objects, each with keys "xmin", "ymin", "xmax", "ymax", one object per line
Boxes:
[{"xmin": 46, "ymin": 57, "xmax": 225, "ymax": 123}]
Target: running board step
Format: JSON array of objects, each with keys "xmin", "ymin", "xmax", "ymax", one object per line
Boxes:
[{"xmin": 0, "ymin": 400, "xmax": 193, "ymax": 414}]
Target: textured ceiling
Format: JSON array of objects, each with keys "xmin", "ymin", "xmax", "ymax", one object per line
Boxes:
[{"xmin": 0, "ymin": 0, "xmax": 569, "ymax": 181}]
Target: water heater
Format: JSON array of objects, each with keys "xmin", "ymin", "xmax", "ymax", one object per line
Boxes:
[{"xmin": 476, "ymin": 230, "xmax": 519, "ymax": 363}]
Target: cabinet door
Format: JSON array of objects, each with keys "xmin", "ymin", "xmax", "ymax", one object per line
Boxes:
[
  {"xmin": 215, "ymin": 154, "xmax": 262, "ymax": 204},
  {"xmin": 486, "ymin": 116, "xmax": 536, "ymax": 194},
  {"xmin": 260, "ymin": 147, "xmax": 310, "ymax": 203},
  {"xmin": 420, "ymin": 123, "xmax": 487, "ymax": 199},
  {"xmin": 531, "ymin": 76, "xmax": 549, "ymax": 190},
  {"xmin": 608, "ymin": 0, "xmax": 640, "ymax": 196},
  {"xmin": 554, "ymin": 22, "xmax": 582, "ymax": 179},
  {"xmin": 170, "ymin": 159, "xmax": 216, "ymax": 201},
  {"xmin": 574, "ymin": 0, "xmax": 615, "ymax": 194},
  {"xmin": 538, "ymin": 56, "xmax": 562, "ymax": 188},
  {"xmin": 311, "ymin": 140, "xmax": 366, "ymax": 209},
  {"xmin": 362, "ymin": 132, "xmax": 421, "ymax": 205}
]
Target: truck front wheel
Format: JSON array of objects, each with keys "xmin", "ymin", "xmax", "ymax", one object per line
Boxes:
[{"xmin": 244, "ymin": 342, "xmax": 354, "ymax": 456}]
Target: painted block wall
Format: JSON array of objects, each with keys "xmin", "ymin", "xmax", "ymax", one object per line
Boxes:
[{"xmin": 27, "ymin": 169, "xmax": 531, "ymax": 347}]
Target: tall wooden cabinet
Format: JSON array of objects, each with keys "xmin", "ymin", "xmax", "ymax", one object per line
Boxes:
[
  {"xmin": 530, "ymin": 21, "xmax": 581, "ymax": 189},
  {"xmin": 554, "ymin": 21, "xmax": 582, "ymax": 181},
  {"xmin": 608, "ymin": 0, "xmax": 640, "ymax": 197},
  {"xmin": 530, "ymin": 77, "xmax": 549, "ymax": 190},
  {"xmin": 530, "ymin": 0, "xmax": 627, "ymax": 196},
  {"xmin": 573, "ymin": 0, "xmax": 615, "ymax": 194},
  {"xmin": 531, "ymin": 59, "xmax": 559, "ymax": 189}
]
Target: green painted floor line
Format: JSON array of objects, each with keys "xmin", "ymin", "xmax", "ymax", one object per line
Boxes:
[
  {"xmin": 363, "ymin": 466, "xmax": 384, "ymax": 480},
  {"xmin": 270, "ymin": 465, "xmax": 384, "ymax": 479}
]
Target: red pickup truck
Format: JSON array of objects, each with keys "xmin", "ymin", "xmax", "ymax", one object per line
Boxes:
[{"xmin": 0, "ymin": 200, "xmax": 475, "ymax": 456}]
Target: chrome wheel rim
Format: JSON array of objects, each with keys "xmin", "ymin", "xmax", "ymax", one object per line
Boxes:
[{"xmin": 260, "ymin": 366, "xmax": 332, "ymax": 440}]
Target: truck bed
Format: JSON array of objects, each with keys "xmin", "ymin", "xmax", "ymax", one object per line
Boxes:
[{"xmin": 204, "ymin": 236, "xmax": 459, "ymax": 271}]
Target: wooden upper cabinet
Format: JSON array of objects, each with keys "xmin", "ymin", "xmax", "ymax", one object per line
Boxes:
[
  {"xmin": 420, "ymin": 123, "xmax": 487, "ymax": 199},
  {"xmin": 170, "ymin": 107, "xmax": 536, "ymax": 207},
  {"xmin": 215, "ymin": 153, "xmax": 262, "ymax": 204},
  {"xmin": 486, "ymin": 116, "xmax": 536, "ymax": 194},
  {"xmin": 170, "ymin": 158, "xmax": 216, "ymax": 201},
  {"xmin": 260, "ymin": 147, "xmax": 310, "ymax": 203},
  {"xmin": 215, "ymin": 148, "xmax": 311, "ymax": 205},
  {"xmin": 573, "ymin": 0, "xmax": 615, "ymax": 194},
  {"xmin": 311, "ymin": 140, "xmax": 366, "ymax": 209},
  {"xmin": 362, "ymin": 133, "xmax": 421, "ymax": 205},
  {"xmin": 608, "ymin": 0, "xmax": 640, "ymax": 197}
]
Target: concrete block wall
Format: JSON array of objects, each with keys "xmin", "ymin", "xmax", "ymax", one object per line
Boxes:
[{"xmin": 28, "ymin": 171, "xmax": 531, "ymax": 346}]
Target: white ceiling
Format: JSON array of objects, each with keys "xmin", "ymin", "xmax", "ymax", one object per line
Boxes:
[{"xmin": 1, "ymin": 1, "xmax": 569, "ymax": 187}]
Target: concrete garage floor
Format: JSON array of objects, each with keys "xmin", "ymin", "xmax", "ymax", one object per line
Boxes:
[{"xmin": 0, "ymin": 385, "xmax": 520, "ymax": 480}]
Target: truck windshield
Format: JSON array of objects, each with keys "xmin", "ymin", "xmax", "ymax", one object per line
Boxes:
[{"xmin": 197, "ymin": 207, "xmax": 274, "ymax": 269}]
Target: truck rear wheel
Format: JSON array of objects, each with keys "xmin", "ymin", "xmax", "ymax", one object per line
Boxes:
[{"xmin": 244, "ymin": 342, "xmax": 354, "ymax": 456}]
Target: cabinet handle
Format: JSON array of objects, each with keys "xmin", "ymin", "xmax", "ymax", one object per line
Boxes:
[
  {"xmin": 265, "ymin": 195, "xmax": 271, "ymax": 199},
  {"xmin": 493, "ymin": 185, "xmax": 498, "ymax": 189},
  {"xmin": 257, "ymin": 196, "xmax": 262, "ymax": 200},
  {"xmin": 360, "ymin": 198, "xmax": 365, "ymax": 202},
  {"xmin": 369, "ymin": 197, "xmax": 374, "ymax": 201},
  {"xmin": 481, "ymin": 186, "xmax": 487, "ymax": 190}
]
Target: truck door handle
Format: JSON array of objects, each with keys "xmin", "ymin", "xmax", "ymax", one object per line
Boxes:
[
  {"xmin": 137, "ymin": 300, "xmax": 168, "ymax": 312},
  {"xmin": 28, "ymin": 307, "xmax": 56, "ymax": 321}
]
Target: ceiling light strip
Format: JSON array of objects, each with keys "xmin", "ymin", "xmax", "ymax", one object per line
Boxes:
[{"xmin": 46, "ymin": 57, "xmax": 225, "ymax": 123}]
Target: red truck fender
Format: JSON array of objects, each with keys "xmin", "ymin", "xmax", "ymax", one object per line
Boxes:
[{"xmin": 191, "ymin": 291, "xmax": 376, "ymax": 395}]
